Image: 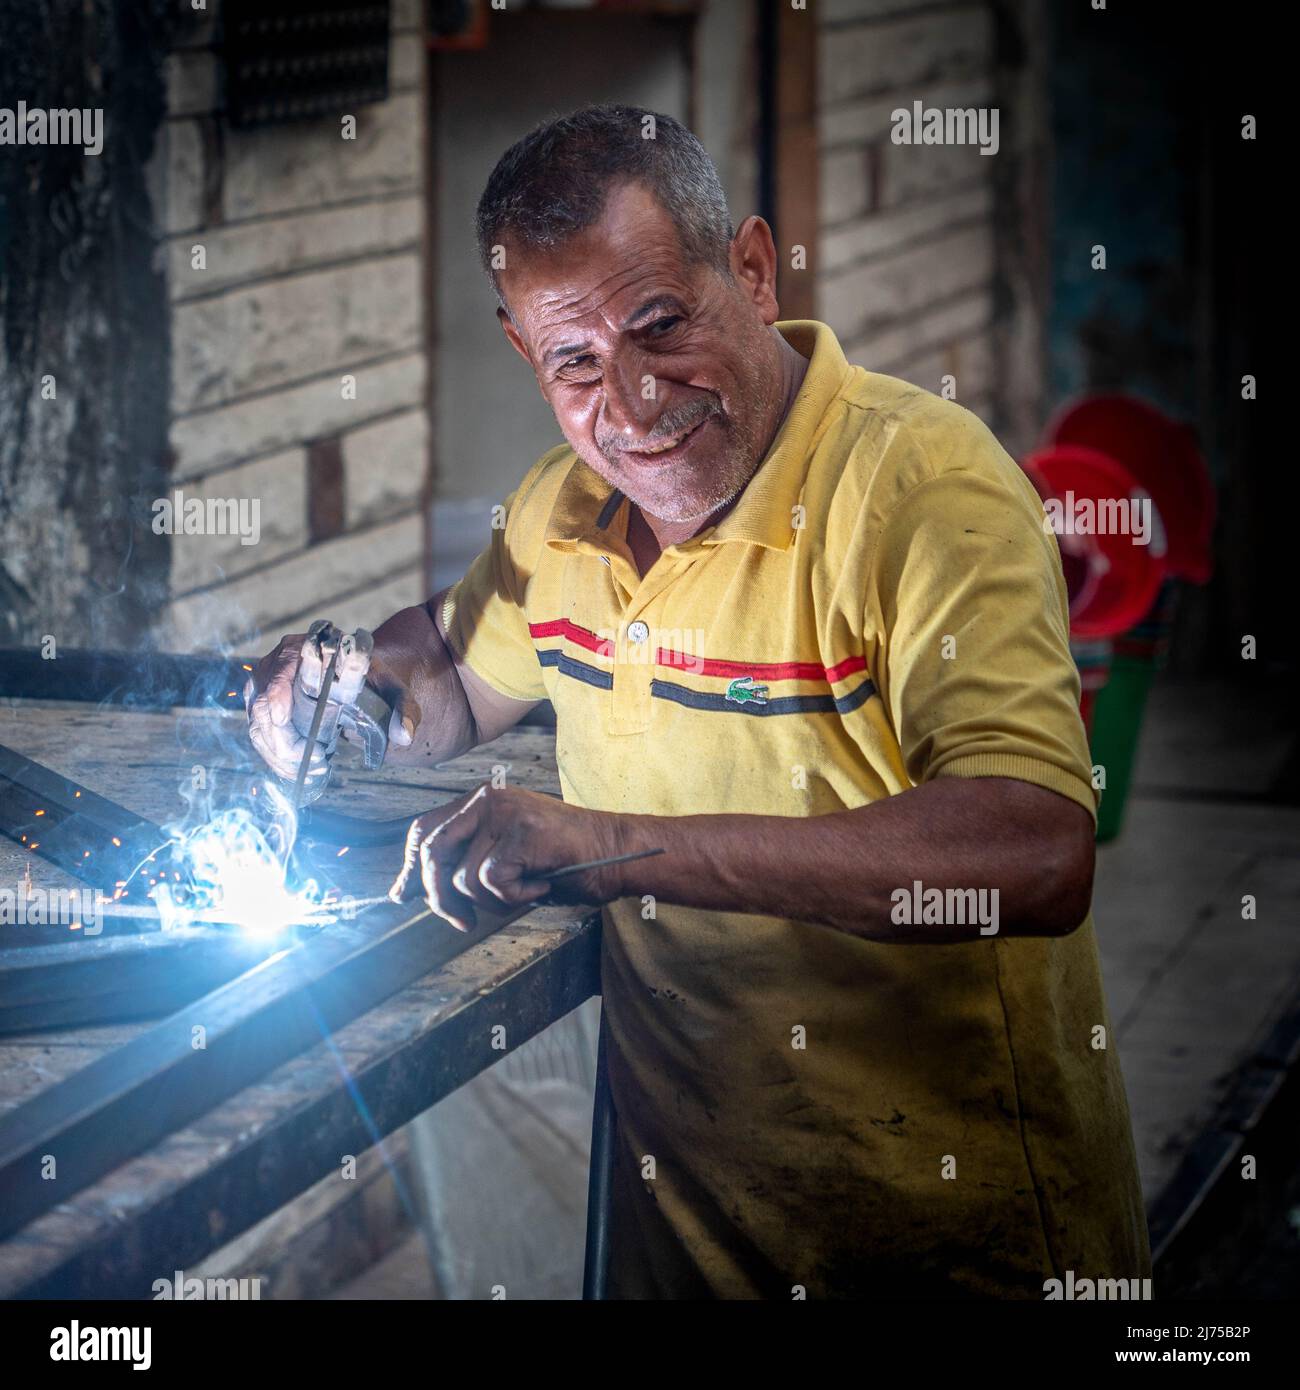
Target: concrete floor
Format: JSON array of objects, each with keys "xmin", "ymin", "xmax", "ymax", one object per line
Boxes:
[
  {"xmin": 1092, "ymin": 675, "xmax": 1300, "ymax": 1203},
  {"xmin": 337, "ymin": 673, "xmax": 1298, "ymax": 1299}
]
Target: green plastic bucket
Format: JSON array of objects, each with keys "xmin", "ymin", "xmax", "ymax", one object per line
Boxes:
[{"xmin": 1089, "ymin": 582, "xmax": 1179, "ymax": 841}]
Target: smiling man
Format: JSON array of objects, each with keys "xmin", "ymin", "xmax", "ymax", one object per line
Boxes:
[{"xmin": 248, "ymin": 105, "xmax": 1150, "ymax": 1299}]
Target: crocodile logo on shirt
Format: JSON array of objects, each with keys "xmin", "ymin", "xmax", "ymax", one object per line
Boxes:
[{"xmin": 724, "ymin": 676, "xmax": 770, "ymax": 706}]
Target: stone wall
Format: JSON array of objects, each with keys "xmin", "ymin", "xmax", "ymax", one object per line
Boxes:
[
  {"xmin": 152, "ymin": 0, "xmax": 430, "ymax": 654},
  {"xmin": 0, "ymin": 0, "xmax": 172, "ymax": 649},
  {"xmin": 814, "ymin": 0, "xmax": 1048, "ymax": 451}
]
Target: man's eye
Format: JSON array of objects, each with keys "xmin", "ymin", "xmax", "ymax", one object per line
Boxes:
[
  {"xmin": 561, "ymin": 355, "xmax": 596, "ymax": 373},
  {"xmin": 648, "ymin": 316, "xmax": 682, "ymax": 335}
]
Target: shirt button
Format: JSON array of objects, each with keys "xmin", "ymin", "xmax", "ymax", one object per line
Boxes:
[{"xmin": 627, "ymin": 620, "xmax": 650, "ymax": 644}]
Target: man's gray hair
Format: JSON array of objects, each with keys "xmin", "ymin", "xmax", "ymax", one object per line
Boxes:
[{"xmin": 475, "ymin": 103, "xmax": 734, "ymax": 314}]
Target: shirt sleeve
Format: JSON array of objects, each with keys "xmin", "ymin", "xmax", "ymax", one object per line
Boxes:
[
  {"xmin": 867, "ymin": 449, "xmax": 1099, "ymax": 821},
  {"xmin": 440, "ymin": 484, "xmax": 548, "ymax": 704}
]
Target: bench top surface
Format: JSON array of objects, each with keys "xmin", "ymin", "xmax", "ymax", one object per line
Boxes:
[{"xmin": 0, "ymin": 698, "xmax": 597, "ymax": 1296}]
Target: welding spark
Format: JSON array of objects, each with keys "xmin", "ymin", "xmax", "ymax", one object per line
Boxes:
[{"xmin": 137, "ymin": 781, "xmax": 339, "ymax": 939}]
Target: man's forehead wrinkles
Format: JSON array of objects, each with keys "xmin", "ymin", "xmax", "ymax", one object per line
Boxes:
[{"xmin": 529, "ymin": 264, "xmax": 682, "ymax": 362}]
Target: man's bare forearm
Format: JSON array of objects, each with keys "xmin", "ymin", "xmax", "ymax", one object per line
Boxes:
[
  {"xmin": 606, "ymin": 776, "xmax": 1095, "ymax": 942},
  {"xmin": 369, "ymin": 601, "xmax": 479, "ymax": 767}
]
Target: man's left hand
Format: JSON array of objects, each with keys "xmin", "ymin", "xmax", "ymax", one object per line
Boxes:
[{"xmin": 388, "ymin": 784, "xmax": 627, "ymax": 930}]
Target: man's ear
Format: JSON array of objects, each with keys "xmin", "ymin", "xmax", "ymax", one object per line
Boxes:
[
  {"xmin": 494, "ymin": 309, "xmax": 547, "ymax": 403},
  {"xmin": 728, "ymin": 215, "xmax": 781, "ymax": 325},
  {"xmin": 498, "ymin": 306, "xmax": 532, "ymax": 366},
  {"xmin": 498, "ymin": 306, "xmax": 551, "ymax": 403}
]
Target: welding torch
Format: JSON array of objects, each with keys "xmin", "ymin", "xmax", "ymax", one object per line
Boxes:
[{"xmin": 285, "ymin": 621, "xmax": 395, "ymax": 809}]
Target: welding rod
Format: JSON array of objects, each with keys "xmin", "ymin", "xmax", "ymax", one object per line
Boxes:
[
  {"xmin": 340, "ymin": 846, "xmax": 667, "ymax": 916},
  {"xmin": 544, "ymin": 846, "xmax": 664, "ymax": 880},
  {"xmin": 292, "ymin": 644, "xmax": 340, "ymax": 811}
]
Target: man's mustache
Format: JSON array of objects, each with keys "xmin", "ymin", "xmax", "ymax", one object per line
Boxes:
[{"xmin": 599, "ymin": 397, "xmax": 721, "ymax": 456}]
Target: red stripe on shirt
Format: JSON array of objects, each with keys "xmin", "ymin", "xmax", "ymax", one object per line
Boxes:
[
  {"xmin": 529, "ymin": 618, "xmax": 867, "ymax": 686},
  {"xmin": 528, "ymin": 618, "xmax": 614, "ymax": 657},
  {"xmin": 655, "ymin": 649, "xmax": 868, "ymax": 684}
]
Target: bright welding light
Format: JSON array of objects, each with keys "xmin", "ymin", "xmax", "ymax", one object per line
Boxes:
[{"xmin": 148, "ymin": 782, "xmax": 329, "ymax": 939}]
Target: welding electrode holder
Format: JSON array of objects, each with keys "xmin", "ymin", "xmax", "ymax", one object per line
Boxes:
[{"xmin": 284, "ymin": 621, "xmax": 394, "ymax": 805}]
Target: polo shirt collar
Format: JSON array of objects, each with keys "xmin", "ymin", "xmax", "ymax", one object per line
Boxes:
[
  {"xmin": 544, "ymin": 319, "xmax": 851, "ymax": 555},
  {"xmin": 543, "ymin": 458, "xmax": 629, "ymax": 556}
]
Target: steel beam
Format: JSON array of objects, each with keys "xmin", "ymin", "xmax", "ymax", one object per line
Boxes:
[
  {"xmin": 0, "ymin": 648, "xmax": 253, "ymax": 711},
  {"xmin": 0, "ymin": 891, "xmax": 525, "ymax": 1240},
  {"xmin": 1, "ymin": 918, "xmax": 601, "ymax": 1298},
  {"xmin": 0, "ymin": 644, "xmax": 556, "ymax": 724},
  {"xmin": 0, "ymin": 929, "xmax": 272, "ymax": 1034},
  {"xmin": 0, "ymin": 742, "xmax": 315, "ymax": 1029},
  {"xmin": 0, "ymin": 741, "xmax": 165, "ymax": 897}
]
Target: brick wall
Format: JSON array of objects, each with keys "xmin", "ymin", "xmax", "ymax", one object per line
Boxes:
[
  {"xmin": 151, "ymin": 0, "xmax": 430, "ymax": 654},
  {"xmin": 814, "ymin": 0, "xmax": 1048, "ymax": 451}
]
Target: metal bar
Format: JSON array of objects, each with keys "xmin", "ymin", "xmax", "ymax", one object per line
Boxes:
[
  {"xmin": 0, "ymin": 645, "xmax": 557, "ymax": 724},
  {"xmin": 1148, "ymin": 993, "xmax": 1300, "ymax": 1262},
  {"xmin": 582, "ymin": 1006, "xmax": 615, "ymax": 1300},
  {"xmin": 299, "ymin": 806, "xmax": 422, "ymax": 847},
  {"xmin": 1, "ymin": 918, "xmax": 601, "ymax": 1298},
  {"xmin": 0, "ymin": 889, "xmax": 537, "ymax": 1241},
  {"xmin": 0, "ymin": 929, "xmax": 271, "ymax": 1034},
  {"xmin": 0, "ymin": 648, "xmax": 253, "ymax": 711},
  {"xmin": 299, "ymin": 801, "xmax": 554, "ymax": 848},
  {"xmin": 0, "ymin": 741, "xmax": 165, "ymax": 895},
  {"xmin": 0, "ymin": 742, "xmax": 304, "ymax": 1028}
]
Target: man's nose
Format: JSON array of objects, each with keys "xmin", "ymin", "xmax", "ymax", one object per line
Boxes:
[{"xmin": 600, "ymin": 349, "xmax": 662, "ymax": 441}]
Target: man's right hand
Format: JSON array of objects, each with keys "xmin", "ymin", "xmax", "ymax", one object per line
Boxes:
[
  {"xmin": 243, "ymin": 633, "xmax": 315, "ymax": 782},
  {"xmin": 244, "ymin": 594, "xmax": 537, "ymax": 782},
  {"xmin": 243, "ymin": 630, "xmax": 424, "ymax": 785}
]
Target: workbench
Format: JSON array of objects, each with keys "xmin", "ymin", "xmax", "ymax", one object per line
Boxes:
[
  {"xmin": 4, "ymin": 673, "xmax": 1297, "ymax": 1298},
  {"xmin": 0, "ymin": 695, "xmax": 601, "ymax": 1299}
]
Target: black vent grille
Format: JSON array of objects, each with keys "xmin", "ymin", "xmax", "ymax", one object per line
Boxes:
[{"xmin": 223, "ymin": 1, "xmax": 391, "ymax": 129}]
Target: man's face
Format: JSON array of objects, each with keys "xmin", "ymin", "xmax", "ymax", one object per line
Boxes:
[{"xmin": 497, "ymin": 183, "xmax": 785, "ymax": 525}]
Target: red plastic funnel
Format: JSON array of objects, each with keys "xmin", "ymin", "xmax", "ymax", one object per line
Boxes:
[
  {"xmin": 1024, "ymin": 445, "xmax": 1167, "ymax": 639},
  {"xmin": 1045, "ymin": 393, "xmax": 1214, "ymax": 584}
]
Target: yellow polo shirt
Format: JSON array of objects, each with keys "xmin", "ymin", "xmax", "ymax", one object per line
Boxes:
[{"xmin": 443, "ymin": 320, "xmax": 1150, "ymax": 1298}]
